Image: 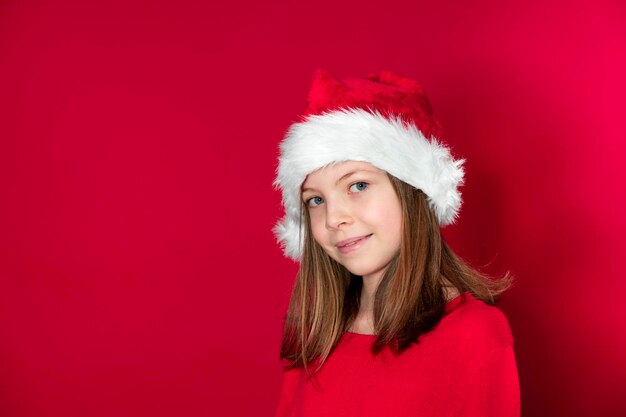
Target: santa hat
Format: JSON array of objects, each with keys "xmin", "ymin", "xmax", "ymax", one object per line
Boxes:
[{"xmin": 273, "ymin": 69, "xmax": 465, "ymax": 261}]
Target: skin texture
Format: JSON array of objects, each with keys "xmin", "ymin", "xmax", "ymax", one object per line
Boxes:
[{"xmin": 301, "ymin": 161, "xmax": 403, "ymax": 333}]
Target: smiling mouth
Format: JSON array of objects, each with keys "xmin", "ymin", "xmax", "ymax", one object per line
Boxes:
[{"xmin": 337, "ymin": 234, "xmax": 372, "ymax": 254}]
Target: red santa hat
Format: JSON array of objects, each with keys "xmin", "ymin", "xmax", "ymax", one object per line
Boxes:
[{"xmin": 273, "ymin": 69, "xmax": 465, "ymax": 261}]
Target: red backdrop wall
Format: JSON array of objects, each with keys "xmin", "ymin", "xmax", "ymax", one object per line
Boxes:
[{"xmin": 1, "ymin": 1, "xmax": 624, "ymax": 416}]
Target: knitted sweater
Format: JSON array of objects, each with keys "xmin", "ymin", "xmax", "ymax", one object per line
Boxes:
[{"xmin": 274, "ymin": 291, "xmax": 520, "ymax": 417}]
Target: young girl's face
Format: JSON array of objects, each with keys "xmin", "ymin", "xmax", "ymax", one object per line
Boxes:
[{"xmin": 301, "ymin": 161, "xmax": 403, "ymax": 282}]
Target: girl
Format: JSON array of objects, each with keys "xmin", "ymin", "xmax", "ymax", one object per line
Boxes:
[{"xmin": 272, "ymin": 69, "xmax": 520, "ymax": 416}]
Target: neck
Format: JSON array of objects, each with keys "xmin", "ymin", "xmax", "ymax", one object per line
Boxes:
[
  {"xmin": 350, "ymin": 272, "xmax": 460, "ymax": 335},
  {"xmin": 346, "ymin": 271, "xmax": 382, "ymax": 334},
  {"xmin": 360, "ymin": 271, "xmax": 384, "ymax": 312}
]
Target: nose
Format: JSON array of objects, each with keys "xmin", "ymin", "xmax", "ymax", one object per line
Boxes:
[{"xmin": 325, "ymin": 198, "xmax": 353, "ymax": 230}]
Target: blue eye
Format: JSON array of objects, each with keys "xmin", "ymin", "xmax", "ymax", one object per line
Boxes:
[
  {"xmin": 306, "ymin": 196, "xmax": 324, "ymax": 207},
  {"xmin": 349, "ymin": 182, "xmax": 369, "ymax": 192}
]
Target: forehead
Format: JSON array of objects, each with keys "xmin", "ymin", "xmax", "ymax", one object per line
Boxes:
[{"xmin": 302, "ymin": 161, "xmax": 383, "ymax": 187}]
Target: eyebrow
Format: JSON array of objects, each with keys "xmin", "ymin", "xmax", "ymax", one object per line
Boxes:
[{"xmin": 301, "ymin": 170, "xmax": 371, "ymax": 193}]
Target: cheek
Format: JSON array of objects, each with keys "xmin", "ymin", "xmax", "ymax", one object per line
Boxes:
[
  {"xmin": 366, "ymin": 203, "xmax": 401, "ymax": 229},
  {"xmin": 364, "ymin": 202, "xmax": 403, "ymax": 243},
  {"xmin": 389, "ymin": 204, "xmax": 404, "ymax": 235},
  {"xmin": 389, "ymin": 208, "xmax": 404, "ymax": 244}
]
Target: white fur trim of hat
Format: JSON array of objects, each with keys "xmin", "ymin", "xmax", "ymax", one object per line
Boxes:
[{"xmin": 273, "ymin": 106, "xmax": 465, "ymax": 261}]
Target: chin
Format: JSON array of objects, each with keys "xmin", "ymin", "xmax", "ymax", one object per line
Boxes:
[{"xmin": 341, "ymin": 262, "xmax": 384, "ymax": 278}]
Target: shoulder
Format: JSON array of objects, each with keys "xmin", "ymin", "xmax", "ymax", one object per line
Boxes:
[{"xmin": 440, "ymin": 292, "xmax": 515, "ymax": 356}]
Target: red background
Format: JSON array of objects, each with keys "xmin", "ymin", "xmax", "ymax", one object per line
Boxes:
[{"xmin": 1, "ymin": 1, "xmax": 624, "ymax": 416}]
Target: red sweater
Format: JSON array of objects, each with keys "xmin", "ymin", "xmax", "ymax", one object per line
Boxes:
[{"xmin": 275, "ymin": 291, "xmax": 520, "ymax": 417}]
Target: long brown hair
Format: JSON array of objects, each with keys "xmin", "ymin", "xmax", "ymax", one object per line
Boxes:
[{"xmin": 280, "ymin": 173, "xmax": 514, "ymax": 376}]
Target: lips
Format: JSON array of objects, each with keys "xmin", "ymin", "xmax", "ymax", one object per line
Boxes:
[{"xmin": 336, "ymin": 234, "xmax": 373, "ymax": 254}]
